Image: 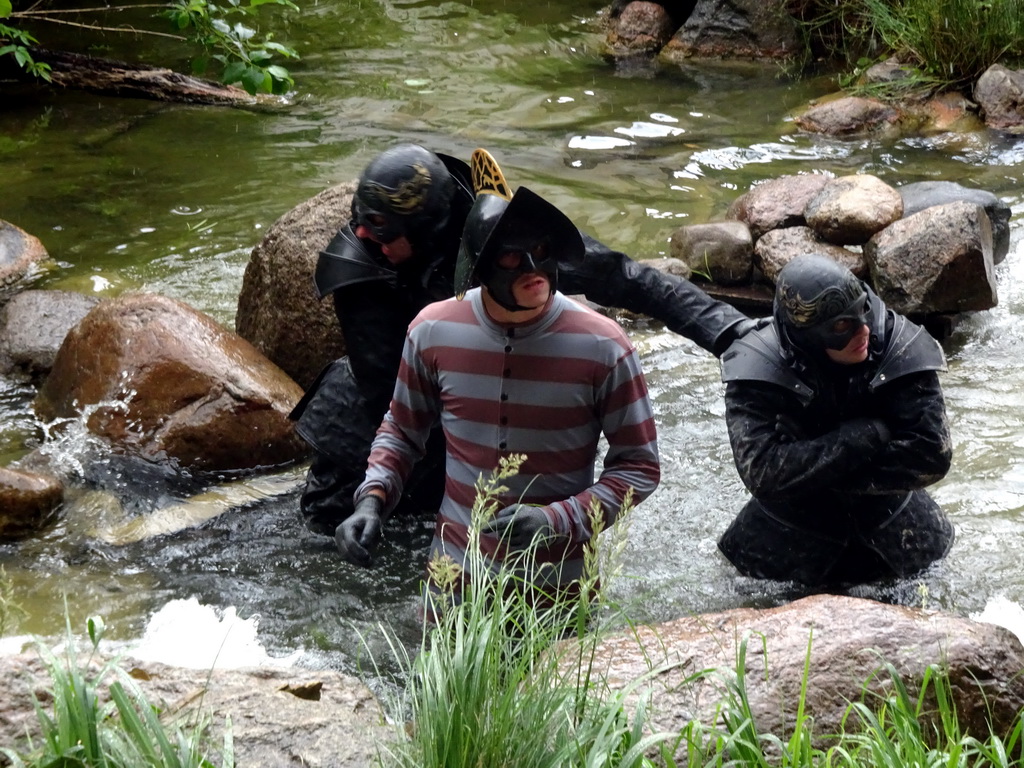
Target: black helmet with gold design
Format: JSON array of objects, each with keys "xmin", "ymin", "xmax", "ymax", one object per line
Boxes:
[{"xmin": 353, "ymin": 144, "xmax": 466, "ymax": 247}]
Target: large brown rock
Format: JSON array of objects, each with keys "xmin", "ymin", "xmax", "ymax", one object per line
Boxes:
[
  {"xmin": 235, "ymin": 183, "xmax": 353, "ymax": 390},
  {"xmin": 574, "ymin": 594, "xmax": 1024, "ymax": 758},
  {"xmin": 865, "ymin": 201, "xmax": 997, "ymax": 315},
  {"xmin": 34, "ymin": 293, "xmax": 309, "ymax": 472},
  {"xmin": 794, "ymin": 95, "xmax": 900, "ymax": 137},
  {"xmin": 0, "ymin": 466, "xmax": 63, "ymax": 541},
  {"xmin": 670, "ymin": 221, "xmax": 753, "ymax": 285},
  {"xmin": 606, "ymin": 1, "xmax": 677, "ymax": 54},
  {"xmin": 753, "ymin": 226, "xmax": 866, "ymax": 283},
  {"xmin": 0, "ymin": 654, "xmax": 389, "ymax": 768}
]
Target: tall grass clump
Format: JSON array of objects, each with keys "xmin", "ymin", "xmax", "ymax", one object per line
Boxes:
[
  {"xmin": 374, "ymin": 454, "xmax": 680, "ymax": 768},
  {"xmin": 792, "ymin": 0, "xmax": 1024, "ymax": 91},
  {"xmin": 0, "ymin": 612, "xmax": 233, "ymax": 768},
  {"xmin": 858, "ymin": 0, "xmax": 1024, "ymax": 88}
]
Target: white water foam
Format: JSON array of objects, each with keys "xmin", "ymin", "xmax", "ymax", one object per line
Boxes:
[
  {"xmin": 126, "ymin": 597, "xmax": 302, "ymax": 669},
  {"xmin": 970, "ymin": 594, "xmax": 1024, "ymax": 647}
]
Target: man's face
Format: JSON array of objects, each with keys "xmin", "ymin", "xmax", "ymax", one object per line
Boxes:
[
  {"xmin": 825, "ymin": 321, "xmax": 870, "ymax": 364},
  {"xmin": 354, "ymin": 217, "xmax": 413, "ymax": 264},
  {"xmin": 497, "ymin": 250, "xmax": 552, "ymax": 309}
]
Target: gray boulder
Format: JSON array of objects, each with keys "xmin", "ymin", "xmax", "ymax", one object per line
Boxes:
[
  {"xmin": 899, "ymin": 180, "xmax": 1012, "ymax": 265},
  {"xmin": 0, "ymin": 290, "xmax": 100, "ymax": 381},
  {"xmin": 865, "ymin": 200, "xmax": 997, "ymax": 315},
  {"xmin": 804, "ymin": 174, "xmax": 904, "ymax": 245},
  {"xmin": 236, "ymin": 183, "xmax": 353, "ymax": 390},
  {"xmin": 974, "ymin": 64, "xmax": 1024, "ymax": 133},
  {"xmin": 664, "ymin": 0, "xmax": 799, "ymax": 59},
  {"xmin": 670, "ymin": 221, "xmax": 753, "ymax": 285}
]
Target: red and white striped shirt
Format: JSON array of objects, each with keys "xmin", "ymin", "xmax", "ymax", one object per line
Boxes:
[{"xmin": 356, "ymin": 288, "xmax": 660, "ymax": 593}]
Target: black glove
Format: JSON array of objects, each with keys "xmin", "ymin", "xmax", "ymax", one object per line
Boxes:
[
  {"xmin": 334, "ymin": 494, "xmax": 384, "ymax": 567},
  {"xmin": 482, "ymin": 504, "xmax": 556, "ymax": 549},
  {"xmin": 774, "ymin": 413, "xmax": 807, "ymax": 444}
]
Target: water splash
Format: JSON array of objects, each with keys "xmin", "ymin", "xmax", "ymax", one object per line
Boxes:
[
  {"xmin": 970, "ymin": 595, "xmax": 1024, "ymax": 647},
  {"xmin": 126, "ymin": 597, "xmax": 302, "ymax": 669}
]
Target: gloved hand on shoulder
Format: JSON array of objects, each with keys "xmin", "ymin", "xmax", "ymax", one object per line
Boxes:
[
  {"xmin": 334, "ymin": 494, "xmax": 384, "ymax": 567},
  {"xmin": 482, "ymin": 503, "xmax": 557, "ymax": 549}
]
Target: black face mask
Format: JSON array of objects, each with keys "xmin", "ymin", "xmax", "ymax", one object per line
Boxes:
[
  {"xmin": 787, "ymin": 290, "xmax": 871, "ymax": 352},
  {"xmin": 775, "ymin": 254, "xmax": 873, "ymax": 357},
  {"xmin": 477, "ymin": 239, "xmax": 558, "ymax": 312}
]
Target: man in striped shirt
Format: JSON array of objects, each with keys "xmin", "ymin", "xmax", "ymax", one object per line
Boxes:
[{"xmin": 335, "ymin": 186, "xmax": 660, "ymax": 598}]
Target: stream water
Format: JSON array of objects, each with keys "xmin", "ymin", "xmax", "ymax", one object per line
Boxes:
[{"xmin": 1, "ymin": 0, "xmax": 1023, "ymax": 674}]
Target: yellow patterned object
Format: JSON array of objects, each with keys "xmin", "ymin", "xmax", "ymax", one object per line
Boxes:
[{"xmin": 470, "ymin": 148, "xmax": 512, "ymax": 200}]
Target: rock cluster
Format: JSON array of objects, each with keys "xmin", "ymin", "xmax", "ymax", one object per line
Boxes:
[{"xmin": 672, "ymin": 174, "xmax": 1005, "ymax": 318}]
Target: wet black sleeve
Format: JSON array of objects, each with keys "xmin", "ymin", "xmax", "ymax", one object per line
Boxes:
[
  {"xmin": 332, "ymin": 283, "xmax": 414, "ymax": 422},
  {"xmin": 724, "ymin": 381, "xmax": 890, "ymax": 499},
  {"xmin": 559, "ymin": 233, "xmax": 753, "ymax": 357}
]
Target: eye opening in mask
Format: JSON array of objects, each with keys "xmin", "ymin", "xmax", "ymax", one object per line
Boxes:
[
  {"xmin": 496, "ymin": 242, "xmax": 547, "ymax": 270},
  {"xmin": 831, "ymin": 317, "xmax": 858, "ymax": 335}
]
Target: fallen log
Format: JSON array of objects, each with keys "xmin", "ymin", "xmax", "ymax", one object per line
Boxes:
[{"xmin": 15, "ymin": 47, "xmax": 279, "ymax": 107}]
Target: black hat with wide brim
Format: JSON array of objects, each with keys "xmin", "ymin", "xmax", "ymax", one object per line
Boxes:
[{"xmin": 455, "ymin": 186, "xmax": 584, "ymax": 299}]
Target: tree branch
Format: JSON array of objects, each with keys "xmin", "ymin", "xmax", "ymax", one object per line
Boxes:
[
  {"xmin": 10, "ymin": 16, "xmax": 185, "ymax": 40},
  {"xmin": 14, "ymin": 5, "xmax": 170, "ymax": 13}
]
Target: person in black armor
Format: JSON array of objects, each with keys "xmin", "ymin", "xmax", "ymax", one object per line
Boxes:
[
  {"xmin": 292, "ymin": 143, "xmax": 754, "ymax": 535},
  {"xmin": 717, "ymin": 253, "xmax": 955, "ymax": 585}
]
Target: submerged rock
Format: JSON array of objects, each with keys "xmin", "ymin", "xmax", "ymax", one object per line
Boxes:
[{"xmin": 0, "ymin": 466, "xmax": 63, "ymax": 541}]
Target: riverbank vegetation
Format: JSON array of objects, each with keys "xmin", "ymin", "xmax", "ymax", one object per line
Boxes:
[
  {"xmin": 793, "ymin": 0, "xmax": 1024, "ymax": 93},
  {"xmin": 373, "ymin": 458, "xmax": 1024, "ymax": 767},
  {"xmin": 0, "ymin": 0, "xmax": 298, "ymax": 94}
]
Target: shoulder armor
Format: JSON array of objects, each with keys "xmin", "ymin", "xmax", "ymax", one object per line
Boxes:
[
  {"xmin": 720, "ymin": 323, "xmax": 815, "ymax": 403},
  {"xmin": 437, "ymin": 153, "xmax": 474, "ymax": 204},
  {"xmin": 869, "ymin": 312, "xmax": 946, "ymax": 390},
  {"xmin": 314, "ymin": 226, "xmax": 395, "ymax": 299}
]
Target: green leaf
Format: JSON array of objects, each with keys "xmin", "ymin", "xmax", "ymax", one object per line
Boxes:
[
  {"xmin": 248, "ymin": 48, "xmax": 272, "ymax": 65},
  {"xmin": 0, "ymin": 0, "xmax": 12, "ymax": 19},
  {"xmin": 222, "ymin": 59, "xmax": 246, "ymax": 83},
  {"xmin": 241, "ymin": 64, "xmax": 268, "ymax": 93},
  {"xmin": 87, "ymin": 615, "xmax": 105, "ymax": 647},
  {"xmin": 264, "ymin": 40, "xmax": 298, "ymax": 58}
]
